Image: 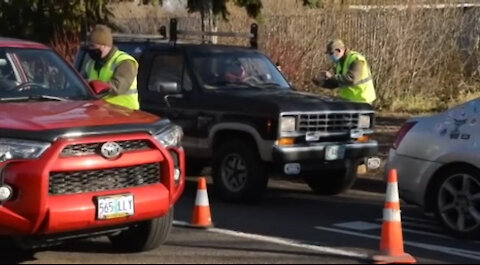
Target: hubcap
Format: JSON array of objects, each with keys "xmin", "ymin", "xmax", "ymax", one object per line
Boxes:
[
  {"xmin": 221, "ymin": 153, "xmax": 248, "ymax": 192},
  {"xmin": 438, "ymin": 173, "xmax": 480, "ymax": 233}
]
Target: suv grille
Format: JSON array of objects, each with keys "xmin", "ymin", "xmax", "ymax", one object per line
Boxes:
[
  {"xmin": 61, "ymin": 140, "xmax": 151, "ymax": 157},
  {"xmin": 298, "ymin": 113, "xmax": 361, "ymax": 133},
  {"xmin": 49, "ymin": 163, "xmax": 160, "ymax": 195}
]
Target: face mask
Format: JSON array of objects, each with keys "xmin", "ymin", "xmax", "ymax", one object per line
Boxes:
[
  {"xmin": 88, "ymin": 48, "xmax": 103, "ymax": 61},
  {"xmin": 329, "ymin": 54, "xmax": 340, "ymax": 63}
]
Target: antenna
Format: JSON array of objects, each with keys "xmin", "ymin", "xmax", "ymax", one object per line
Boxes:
[
  {"xmin": 81, "ymin": 0, "xmax": 88, "ymax": 47},
  {"xmin": 250, "ymin": 23, "xmax": 258, "ymax": 49},
  {"xmin": 169, "ymin": 18, "xmax": 178, "ymax": 46}
]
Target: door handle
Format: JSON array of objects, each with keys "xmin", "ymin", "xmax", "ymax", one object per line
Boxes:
[{"xmin": 164, "ymin": 94, "xmax": 184, "ymax": 108}]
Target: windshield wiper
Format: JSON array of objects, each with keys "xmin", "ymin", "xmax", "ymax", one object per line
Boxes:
[
  {"xmin": 256, "ymin": 82, "xmax": 286, "ymax": 89},
  {"xmin": 209, "ymin": 81, "xmax": 257, "ymax": 89},
  {"xmin": 0, "ymin": 95, "xmax": 69, "ymax": 102}
]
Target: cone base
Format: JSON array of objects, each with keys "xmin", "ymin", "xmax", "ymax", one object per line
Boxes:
[{"xmin": 372, "ymin": 253, "xmax": 417, "ymax": 264}]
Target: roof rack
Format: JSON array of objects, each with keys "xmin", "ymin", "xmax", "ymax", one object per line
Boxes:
[
  {"xmin": 168, "ymin": 18, "xmax": 258, "ymax": 49},
  {"xmin": 111, "ymin": 26, "xmax": 168, "ymax": 42},
  {"xmin": 85, "ymin": 19, "xmax": 258, "ymax": 48}
]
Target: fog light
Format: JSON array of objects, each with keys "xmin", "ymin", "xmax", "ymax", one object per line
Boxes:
[
  {"xmin": 366, "ymin": 157, "xmax": 382, "ymax": 170},
  {"xmin": 0, "ymin": 185, "xmax": 12, "ymax": 202},
  {"xmin": 284, "ymin": 163, "xmax": 301, "ymax": 175},
  {"xmin": 174, "ymin": 168, "xmax": 181, "ymax": 185}
]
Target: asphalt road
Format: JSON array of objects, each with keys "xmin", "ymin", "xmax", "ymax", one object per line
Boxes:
[{"xmin": 3, "ymin": 177, "xmax": 479, "ymax": 264}]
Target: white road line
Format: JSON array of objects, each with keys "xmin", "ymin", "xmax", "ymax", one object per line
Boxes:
[
  {"xmin": 334, "ymin": 221, "xmax": 381, "ymax": 231},
  {"xmin": 173, "ymin": 220, "xmax": 190, "ymax": 226},
  {"xmin": 210, "ymin": 228, "xmax": 369, "ymax": 259},
  {"xmin": 173, "ymin": 220, "xmax": 368, "ymax": 260},
  {"xmin": 334, "ymin": 220, "xmax": 453, "ymax": 240},
  {"xmin": 314, "ymin": 226, "xmax": 480, "ymax": 261}
]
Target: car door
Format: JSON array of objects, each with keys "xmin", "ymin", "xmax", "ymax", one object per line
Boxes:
[{"xmin": 138, "ymin": 49, "xmax": 197, "ymax": 137}]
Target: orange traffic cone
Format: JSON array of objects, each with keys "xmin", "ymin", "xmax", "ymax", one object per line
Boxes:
[
  {"xmin": 191, "ymin": 177, "xmax": 213, "ymax": 228},
  {"xmin": 372, "ymin": 169, "xmax": 416, "ymax": 264}
]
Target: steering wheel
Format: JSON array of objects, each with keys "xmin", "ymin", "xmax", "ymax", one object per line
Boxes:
[{"xmin": 242, "ymin": 75, "xmax": 262, "ymax": 84}]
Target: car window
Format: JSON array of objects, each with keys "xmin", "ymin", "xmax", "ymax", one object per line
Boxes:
[
  {"xmin": 148, "ymin": 54, "xmax": 191, "ymax": 93},
  {"xmin": 0, "ymin": 48, "xmax": 91, "ymax": 100},
  {"xmin": 191, "ymin": 52, "xmax": 290, "ymax": 90},
  {"xmin": 116, "ymin": 43, "xmax": 145, "ymax": 60}
]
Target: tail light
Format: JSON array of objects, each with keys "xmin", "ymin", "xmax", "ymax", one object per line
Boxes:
[{"xmin": 392, "ymin": 122, "xmax": 417, "ymax": 150}]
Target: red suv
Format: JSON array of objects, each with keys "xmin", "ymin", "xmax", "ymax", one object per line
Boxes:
[{"xmin": 0, "ymin": 38, "xmax": 185, "ymax": 252}]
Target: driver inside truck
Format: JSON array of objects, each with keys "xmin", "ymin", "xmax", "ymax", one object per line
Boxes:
[{"xmin": 223, "ymin": 59, "xmax": 246, "ymax": 82}]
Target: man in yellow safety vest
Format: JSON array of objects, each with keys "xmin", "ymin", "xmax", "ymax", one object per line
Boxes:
[
  {"xmin": 82, "ymin": 24, "xmax": 139, "ymax": 110},
  {"xmin": 313, "ymin": 39, "xmax": 376, "ymax": 105}
]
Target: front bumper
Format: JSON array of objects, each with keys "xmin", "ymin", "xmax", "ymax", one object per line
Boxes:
[
  {"xmin": 273, "ymin": 141, "xmax": 378, "ymax": 161},
  {"xmin": 0, "ymin": 133, "xmax": 185, "ymax": 236},
  {"xmin": 271, "ymin": 141, "xmax": 378, "ymax": 175}
]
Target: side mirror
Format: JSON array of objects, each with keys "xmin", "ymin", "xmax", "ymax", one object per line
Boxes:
[
  {"xmin": 89, "ymin": 80, "xmax": 111, "ymax": 96},
  {"xmin": 157, "ymin": 81, "xmax": 180, "ymax": 94}
]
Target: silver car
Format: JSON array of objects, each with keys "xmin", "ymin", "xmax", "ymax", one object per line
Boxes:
[{"xmin": 386, "ymin": 98, "xmax": 480, "ymax": 239}]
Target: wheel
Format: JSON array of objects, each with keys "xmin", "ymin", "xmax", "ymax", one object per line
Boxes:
[
  {"xmin": 304, "ymin": 162, "xmax": 358, "ymax": 195},
  {"xmin": 212, "ymin": 139, "xmax": 268, "ymax": 203},
  {"xmin": 433, "ymin": 166, "xmax": 480, "ymax": 239},
  {"xmin": 109, "ymin": 208, "xmax": 173, "ymax": 252}
]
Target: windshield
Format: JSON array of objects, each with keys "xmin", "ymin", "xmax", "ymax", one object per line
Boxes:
[
  {"xmin": 191, "ymin": 51, "xmax": 290, "ymax": 90},
  {"xmin": 0, "ymin": 48, "xmax": 91, "ymax": 101}
]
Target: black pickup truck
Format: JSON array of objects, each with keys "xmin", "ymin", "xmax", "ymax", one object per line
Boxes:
[{"xmin": 74, "ymin": 20, "xmax": 378, "ymax": 203}]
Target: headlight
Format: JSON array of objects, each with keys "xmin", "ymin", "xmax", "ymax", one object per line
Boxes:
[
  {"xmin": 280, "ymin": 117, "xmax": 296, "ymax": 132},
  {"xmin": 358, "ymin": 115, "xmax": 371, "ymax": 129},
  {"xmin": 154, "ymin": 125, "xmax": 184, "ymax": 148},
  {"xmin": 0, "ymin": 139, "xmax": 51, "ymax": 162}
]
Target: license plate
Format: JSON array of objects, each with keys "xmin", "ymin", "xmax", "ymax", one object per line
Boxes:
[
  {"xmin": 325, "ymin": 145, "xmax": 346, "ymax": 161},
  {"xmin": 97, "ymin": 194, "xmax": 134, "ymax": 220}
]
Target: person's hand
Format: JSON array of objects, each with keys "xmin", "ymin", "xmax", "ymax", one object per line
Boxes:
[{"xmin": 321, "ymin": 71, "xmax": 333, "ymax": 79}]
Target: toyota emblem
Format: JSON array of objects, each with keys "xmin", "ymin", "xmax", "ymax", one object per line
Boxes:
[{"xmin": 100, "ymin": 142, "xmax": 123, "ymax": 159}]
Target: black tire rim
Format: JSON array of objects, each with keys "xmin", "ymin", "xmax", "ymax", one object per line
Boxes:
[
  {"xmin": 221, "ymin": 153, "xmax": 248, "ymax": 193},
  {"xmin": 438, "ymin": 173, "xmax": 480, "ymax": 233}
]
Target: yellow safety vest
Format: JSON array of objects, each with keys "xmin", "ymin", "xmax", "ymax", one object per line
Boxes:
[
  {"xmin": 86, "ymin": 50, "xmax": 139, "ymax": 110},
  {"xmin": 334, "ymin": 51, "xmax": 376, "ymax": 104}
]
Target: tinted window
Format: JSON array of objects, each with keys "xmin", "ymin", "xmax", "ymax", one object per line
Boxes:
[
  {"xmin": 0, "ymin": 48, "xmax": 90, "ymax": 100},
  {"xmin": 191, "ymin": 52, "xmax": 290, "ymax": 90},
  {"xmin": 148, "ymin": 54, "xmax": 192, "ymax": 93}
]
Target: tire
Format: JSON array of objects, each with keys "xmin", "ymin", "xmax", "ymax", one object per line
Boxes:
[
  {"xmin": 0, "ymin": 237, "xmax": 21, "ymax": 251},
  {"xmin": 212, "ymin": 139, "xmax": 268, "ymax": 203},
  {"xmin": 304, "ymin": 161, "xmax": 358, "ymax": 195},
  {"xmin": 432, "ymin": 166, "xmax": 480, "ymax": 240},
  {"xmin": 109, "ymin": 208, "xmax": 173, "ymax": 252}
]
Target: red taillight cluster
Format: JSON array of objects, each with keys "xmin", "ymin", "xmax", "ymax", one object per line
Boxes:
[{"xmin": 392, "ymin": 122, "xmax": 417, "ymax": 150}]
